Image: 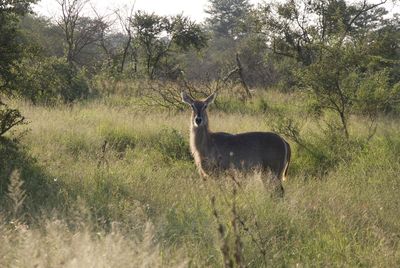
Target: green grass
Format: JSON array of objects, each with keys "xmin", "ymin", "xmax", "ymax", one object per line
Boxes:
[{"xmin": 0, "ymin": 91, "xmax": 399, "ymax": 267}]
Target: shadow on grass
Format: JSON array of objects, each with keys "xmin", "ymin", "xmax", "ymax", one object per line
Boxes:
[{"xmin": 0, "ymin": 137, "xmax": 66, "ymax": 222}]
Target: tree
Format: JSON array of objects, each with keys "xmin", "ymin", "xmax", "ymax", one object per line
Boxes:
[
  {"xmin": 56, "ymin": 0, "xmax": 105, "ymax": 66},
  {"xmin": 258, "ymin": 0, "xmax": 389, "ymax": 65},
  {"xmin": 0, "ymin": 0, "xmax": 37, "ymax": 138},
  {"xmin": 15, "ymin": 56, "xmax": 89, "ymax": 104},
  {"xmin": 193, "ymin": 0, "xmax": 277, "ymax": 90},
  {"xmin": 205, "ymin": 0, "xmax": 253, "ymax": 39},
  {"xmin": 366, "ymin": 14, "xmax": 400, "ymax": 83},
  {"xmin": 132, "ymin": 11, "xmax": 207, "ymax": 79},
  {"xmin": 114, "ymin": 4, "xmax": 137, "ymax": 73},
  {"xmin": 0, "ymin": 101, "xmax": 26, "ymax": 137},
  {"xmin": 258, "ymin": 0, "xmax": 399, "ymax": 139},
  {"xmin": 0, "ymin": 0, "xmax": 37, "ymax": 92},
  {"xmin": 19, "ymin": 14, "xmax": 65, "ymax": 58}
]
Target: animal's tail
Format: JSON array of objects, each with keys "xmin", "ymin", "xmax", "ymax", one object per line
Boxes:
[{"xmin": 282, "ymin": 140, "xmax": 291, "ymax": 182}]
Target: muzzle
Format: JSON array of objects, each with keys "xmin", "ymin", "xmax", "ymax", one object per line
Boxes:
[{"xmin": 194, "ymin": 116, "xmax": 202, "ymax": 126}]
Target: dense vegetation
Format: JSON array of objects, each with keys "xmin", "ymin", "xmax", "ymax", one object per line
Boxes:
[{"xmin": 0, "ymin": 0, "xmax": 399, "ymax": 266}]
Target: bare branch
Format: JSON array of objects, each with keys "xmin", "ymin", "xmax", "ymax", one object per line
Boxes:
[
  {"xmin": 56, "ymin": 0, "xmax": 104, "ymax": 65},
  {"xmin": 348, "ymin": 0, "xmax": 387, "ymax": 30},
  {"xmin": 235, "ymin": 53, "xmax": 252, "ymax": 99}
]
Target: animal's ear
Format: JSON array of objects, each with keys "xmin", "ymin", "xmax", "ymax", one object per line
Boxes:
[
  {"xmin": 181, "ymin": 92, "xmax": 194, "ymax": 105},
  {"xmin": 205, "ymin": 92, "xmax": 217, "ymax": 105}
]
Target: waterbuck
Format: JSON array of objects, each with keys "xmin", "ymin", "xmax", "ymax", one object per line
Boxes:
[{"xmin": 181, "ymin": 92, "xmax": 291, "ymax": 195}]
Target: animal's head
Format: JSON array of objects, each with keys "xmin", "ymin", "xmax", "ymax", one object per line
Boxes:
[{"xmin": 181, "ymin": 92, "xmax": 216, "ymax": 128}]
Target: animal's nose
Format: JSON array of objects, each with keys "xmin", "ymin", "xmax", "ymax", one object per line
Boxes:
[{"xmin": 195, "ymin": 117, "xmax": 202, "ymax": 125}]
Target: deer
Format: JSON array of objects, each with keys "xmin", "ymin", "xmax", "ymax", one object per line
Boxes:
[{"xmin": 181, "ymin": 91, "xmax": 291, "ymax": 196}]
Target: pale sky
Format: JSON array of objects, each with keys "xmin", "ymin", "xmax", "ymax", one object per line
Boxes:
[
  {"xmin": 33, "ymin": 0, "xmax": 263, "ymax": 22},
  {"xmin": 33, "ymin": 0, "xmax": 399, "ymax": 23}
]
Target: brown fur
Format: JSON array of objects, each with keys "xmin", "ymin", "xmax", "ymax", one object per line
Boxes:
[{"xmin": 182, "ymin": 92, "xmax": 291, "ymax": 194}]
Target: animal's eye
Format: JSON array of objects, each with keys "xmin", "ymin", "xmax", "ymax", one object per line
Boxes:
[{"xmin": 204, "ymin": 104, "xmax": 208, "ymax": 109}]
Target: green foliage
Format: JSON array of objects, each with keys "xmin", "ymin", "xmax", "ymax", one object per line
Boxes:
[
  {"xmin": 0, "ymin": 0, "xmax": 36, "ymax": 93},
  {"xmin": 0, "ymin": 102, "xmax": 26, "ymax": 137},
  {"xmin": 132, "ymin": 12, "xmax": 207, "ymax": 79},
  {"xmin": 19, "ymin": 15, "xmax": 64, "ymax": 58},
  {"xmin": 205, "ymin": 0, "xmax": 253, "ymax": 38},
  {"xmin": 215, "ymin": 94, "xmax": 271, "ymax": 114},
  {"xmin": 186, "ymin": 1, "xmax": 276, "ymax": 87},
  {"xmin": 259, "ymin": 0, "xmax": 390, "ymax": 65},
  {"xmin": 0, "ymin": 12, "xmax": 20, "ymax": 90},
  {"xmin": 299, "ymin": 44, "xmax": 400, "ymax": 138},
  {"xmin": 168, "ymin": 15, "xmax": 208, "ymax": 51},
  {"xmin": 100, "ymin": 125, "xmax": 137, "ymax": 153},
  {"xmin": 99, "ymin": 124, "xmax": 190, "ymax": 160},
  {"xmin": 15, "ymin": 56, "xmax": 90, "ymax": 104},
  {"xmin": 257, "ymin": 0, "xmax": 400, "ymax": 139},
  {"xmin": 354, "ymin": 70, "xmax": 400, "ymax": 114},
  {"xmin": 155, "ymin": 128, "xmax": 191, "ymax": 161}
]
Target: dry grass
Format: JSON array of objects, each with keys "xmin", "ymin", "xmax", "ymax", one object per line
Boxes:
[{"xmin": 0, "ymin": 91, "xmax": 399, "ymax": 267}]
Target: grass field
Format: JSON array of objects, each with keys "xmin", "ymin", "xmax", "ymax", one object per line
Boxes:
[{"xmin": 1, "ymin": 90, "xmax": 399, "ymax": 267}]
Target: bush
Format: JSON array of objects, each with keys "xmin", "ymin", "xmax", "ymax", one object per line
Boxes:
[
  {"xmin": 298, "ymin": 44, "xmax": 400, "ymax": 139},
  {"xmin": 99, "ymin": 125, "xmax": 137, "ymax": 153},
  {"xmin": 0, "ymin": 102, "xmax": 26, "ymax": 137},
  {"xmin": 155, "ymin": 128, "xmax": 191, "ymax": 161},
  {"xmin": 106, "ymin": 132, "xmax": 136, "ymax": 153},
  {"xmin": 354, "ymin": 70, "xmax": 400, "ymax": 115},
  {"xmin": 270, "ymin": 111, "xmax": 366, "ymax": 177},
  {"xmin": 15, "ymin": 56, "xmax": 90, "ymax": 104}
]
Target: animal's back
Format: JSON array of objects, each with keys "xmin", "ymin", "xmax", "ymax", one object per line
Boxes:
[{"xmin": 210, "ymin": 131, "xmax": 288, "ymax": 176}]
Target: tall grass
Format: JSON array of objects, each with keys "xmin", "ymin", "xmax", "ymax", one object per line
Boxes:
[{"xmin": 0, "ymin": 91, "xmax": 399, "ymax": 266}]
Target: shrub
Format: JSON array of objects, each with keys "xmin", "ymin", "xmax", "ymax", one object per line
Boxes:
[
  {"xmin": 91, "ymin": 73, "xmax": 143, "ymax": 97},
  {"xmin": 99, "ymin": 126, "xmax": 136, "ymax": 153},
  {"xmin": 155, "ymin": 128, "xmax": 191, "ymax": 161},
  {"xmin": 354, "ymin": 70, "xmax": 400, "ymax": 115},
  {"xmin": 0, "ymin": 102, "xmax": 27, "ymax": 137},
  {"xmin": 15, "ymin": 56, "xmax": 90, "ymax": 104},
  {"xmin": 270, "ymin": 112, "xmax": 365, "ymax": 177},
  {"xmin": 299, "ymin": 45, "xmax": 400, "ymax": 139}
]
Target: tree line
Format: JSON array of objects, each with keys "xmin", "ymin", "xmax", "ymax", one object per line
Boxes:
[{"xmin": 0, "ymin": 0, "xmax": 399, "ymax": 139}]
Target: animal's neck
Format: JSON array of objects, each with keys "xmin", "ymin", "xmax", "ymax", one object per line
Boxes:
[{"xmin": 190, "ymin": 123, "xmax": 212, "ymax": 156}]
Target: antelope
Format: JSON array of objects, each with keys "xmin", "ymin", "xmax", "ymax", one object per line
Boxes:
[{"xmin": 181, "ymin": 92, "xmax": 291, "ymax": 195}]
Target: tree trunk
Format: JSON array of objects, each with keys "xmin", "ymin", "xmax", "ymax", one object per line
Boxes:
[{"xmin": 235, "ymin": 53, "xmax": 251, "ymax": 99}]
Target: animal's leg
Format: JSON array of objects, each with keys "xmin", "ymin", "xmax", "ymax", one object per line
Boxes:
[
  {"xmin": 199, "ymin": 168, "xmax": 210, "ymax": 182},
  {"xmin": 274, "ymin": 180, "xmax": 284, "ymax": 198},
  {"xmin": 262, "ymin": 171, "xmax": 284, "ymax": 198},
  {"xmin": 280, "ymin": 141, "xmax": 291, "ymax": 182}
]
